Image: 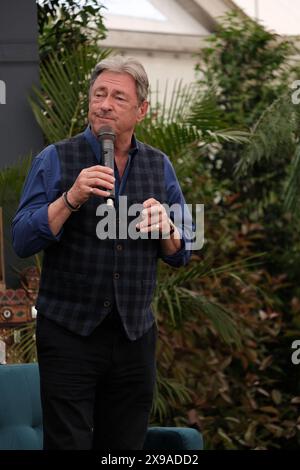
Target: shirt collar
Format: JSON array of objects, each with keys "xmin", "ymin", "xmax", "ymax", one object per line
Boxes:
[{"xmin": 84, "ymin": 125, "xmax": 138, "ymax": 162}]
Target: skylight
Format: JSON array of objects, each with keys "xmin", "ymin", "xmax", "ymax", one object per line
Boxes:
[{"xmin": 101, "ymin": 0, "xmax": 166, "ymax": 21}]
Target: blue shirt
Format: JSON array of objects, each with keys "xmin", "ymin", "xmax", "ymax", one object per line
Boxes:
[{"xmin": 12, "ymin": 126, "xmax": 192, "ymax": 266}]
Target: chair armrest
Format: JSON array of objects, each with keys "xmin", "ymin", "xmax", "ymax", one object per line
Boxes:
[{"xmin": 143, "ymin": 426, "xmax": 203, "ymax": 450}]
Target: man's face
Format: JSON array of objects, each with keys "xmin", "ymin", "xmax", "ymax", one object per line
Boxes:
[{"xmin": 88, "ymin": 70, "xmax": 148, "ymax": 139}]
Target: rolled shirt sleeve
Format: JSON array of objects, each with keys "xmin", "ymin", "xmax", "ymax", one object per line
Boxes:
[
  {"xmin": 12, "ymin": 145, "xmax": 63, "ymax": 258},
  {"xmin": 159, "ymin": 155, "xmax": 194, "ymax": 267}
]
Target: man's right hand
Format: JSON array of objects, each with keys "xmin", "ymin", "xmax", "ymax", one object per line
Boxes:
[{"xmin": 67, "ymin": 165, "xmax": 115, "ymax": 207}]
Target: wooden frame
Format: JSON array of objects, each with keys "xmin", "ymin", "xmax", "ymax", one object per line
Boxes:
[{"xmin": 0, "ymin": 207, "xmax": 5, "ymax": 290}]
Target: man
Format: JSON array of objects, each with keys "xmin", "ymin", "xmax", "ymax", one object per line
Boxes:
[{"xmin": 12, "ymin": 56, "xmax": 192, "ymax": 450}]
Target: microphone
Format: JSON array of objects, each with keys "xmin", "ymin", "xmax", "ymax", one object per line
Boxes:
[{"xmin": 97, "ymin": 125, "xmax": 115, "ymax": 207}]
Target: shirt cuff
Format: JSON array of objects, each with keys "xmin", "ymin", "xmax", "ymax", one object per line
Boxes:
[{"xmin": 160, "ymin": 228, "xmax": 190, "ymax": 267}]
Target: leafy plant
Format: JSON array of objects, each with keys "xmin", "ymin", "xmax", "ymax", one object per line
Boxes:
[
  {"xmin": 30, "ymin": 44, "xmax": 110, "ymax": 143},
  {"xmin": 191, "ymin": 10, "xmax": 300, "ymax": 448},
  {"xmin": 7, "ymin": 322, "xmax": 37, "ymax": 364},
  {"xmin": 37, "ymin": 0, "xmax": 107, "ymax": 64},
  {"xmin": 196, "ymin": 10, "xmax": 295, "ymax": 128}
]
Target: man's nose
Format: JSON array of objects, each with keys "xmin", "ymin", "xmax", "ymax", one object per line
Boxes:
[{"xmin": 100, "ymin": 95, "xmax": 113, "ymax": 111}]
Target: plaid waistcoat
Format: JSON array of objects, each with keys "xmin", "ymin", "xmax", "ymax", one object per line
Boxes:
[{"xmin": 36, "ymin": 132, "xmax": 166, "ymax": 340}]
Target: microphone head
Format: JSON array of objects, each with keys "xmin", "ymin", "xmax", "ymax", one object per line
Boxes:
[{"xmin": 97, "ymin": 125, "xmax": 115, "ymax": 142}]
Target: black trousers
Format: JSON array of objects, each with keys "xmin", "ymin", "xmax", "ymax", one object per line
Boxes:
[{"xmin": 36, "ymin": 310, "xmax": 157, "ymax": 450}]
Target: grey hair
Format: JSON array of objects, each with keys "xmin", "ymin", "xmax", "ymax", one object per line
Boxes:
[{"xmin": 89, "ymin": 55, "xmax": 149, "ymax": 103}]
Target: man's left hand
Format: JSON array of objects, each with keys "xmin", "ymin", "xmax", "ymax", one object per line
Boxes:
[{"xmin": 136, "ymin": 198, "xmax": 171, "ymax": 235}]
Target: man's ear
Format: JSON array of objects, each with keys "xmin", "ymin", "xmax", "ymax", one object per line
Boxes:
[{"xmin": 136, "ymin": 100, "xmax": 149, "ymax": 123}]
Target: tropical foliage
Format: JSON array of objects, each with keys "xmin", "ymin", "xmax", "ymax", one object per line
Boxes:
[
  {"xmin": 37, "ymin": 0, "xmax": 107, "ymax": 64},
  {"xmin": 30, "ymin": 45, "xmax": 110, "ymax": 141},
  {"xmin": 196, "ymin": 10, "xmax": 295, "ymax": 128},
  {"xmin": 192, "ymin": 10, "xmax": 300, "ymax": 448}
]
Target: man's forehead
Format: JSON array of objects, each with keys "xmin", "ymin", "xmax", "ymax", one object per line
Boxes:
[{"xmin": 94, "ymin": 71, "xmax": 135, "ymax": 89}]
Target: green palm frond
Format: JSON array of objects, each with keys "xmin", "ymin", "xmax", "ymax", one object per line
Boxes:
[
  {"xmin": 156, "ymin": 284, "xmax": 241, "ymax": 347},
  {"xmin": 137, "ymin": 81, "xmax": 199, "ymax": 158},
  {"xmin": 136, "ymin": 121, "xmax": 199, "ymax": 159},
  {"xmin": 0, "ymin": 154, "xmax": 33, "ymax": 204},
  {"xmin": 197, "ymin": 253, "xmax": 265, "ymax": 280},
  {"xmin": 233, "ymin": 89, "xmax": 300, "ymax": 218},
  {"xmin": 9, "ymin": 322, "xmax": 37, "ymax": 363},
  {"xmin": 137, "ymin": 82, "xmax": 250, "ymax": 160},
  {"xmin": 186, "ymin": 90, "xmax": 226, "ymax": 131},
  {"xmin": 152, "ymin": 257, "xmax": 264, "ymax": 348},
  {"xmin": 234, "ymin": 92, "xmax": 296, "ymax": 177},
  {"xmin": 155, "ymin": 254, "xmax": 264, "ymax": 295},
  {"xmin": 148, "ymin": 79, "xmax": 199, "ymax": 125},
  {"xmin": 138, "ymin": 122, "xmax": 249, "ymax": 161},
  {"xmin": 152, "ymin": 369, "xmax": 192, "ymax": 422},
  {"xmin": 179, "ymin": 288, "xmax": 241, "ymax": 347},
  {"xmin": 29, "ymin": 45, "xmax": 110, "ymax": 143},
  {"xmin": 153, "ymin": 253, "xmax": 265, "ymax": 347},
  {"xmin": 284, "ymin": 143, "xmax": 300, "ymax": 214},
  {"xmin": 205, "ymin": 129, "xmax": 249, "ymax": 144}
]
